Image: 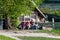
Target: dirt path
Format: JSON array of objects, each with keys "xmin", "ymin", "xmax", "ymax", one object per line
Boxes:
[
  {"xmin": 0, "ymin": 30, "xmax": 21, "ymax": 40},
  {"xmin": 0, "ymin": 30, "xmax": 60, "ymax": 40}
]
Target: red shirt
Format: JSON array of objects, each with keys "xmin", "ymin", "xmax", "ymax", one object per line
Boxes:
[{"xmin": 25, "ymin": 21, "xmax": 30, "ymax": 26}]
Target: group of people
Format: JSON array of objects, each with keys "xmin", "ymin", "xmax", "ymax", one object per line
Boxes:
[{"xmin": 19, "ymin": 20, "xmax": 40, "ymax": 30}]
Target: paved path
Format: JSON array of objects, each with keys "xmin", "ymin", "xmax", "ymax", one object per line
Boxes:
[
  {"xmin": 0, "ymin": 30, "xmax": 60, "ymax": 40},
  {"xmin": 0, "ymin": 30, "xmax": 21, "ymax": 40}
]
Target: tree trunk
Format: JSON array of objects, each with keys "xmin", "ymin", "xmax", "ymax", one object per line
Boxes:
[
  {"xmin": 7, "ymin": 16, "xmax": 12, "ymax": 29},
  {"xmin": 3, "ymin": 15, "xmax": 12, "ymax": 29}
]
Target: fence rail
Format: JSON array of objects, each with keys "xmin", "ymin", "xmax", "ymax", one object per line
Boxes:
[{"xmin": 39, "ymin": 22, "xmax": 60, "ymax": 29}]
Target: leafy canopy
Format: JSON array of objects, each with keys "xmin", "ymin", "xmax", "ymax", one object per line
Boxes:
[
  {"xmin": 0, "ymin": 0, "xmax": 43, "ymax": 27},
  {"xmin": 0, "ymin": 0, "xmax": 43, "ymax": 19}
]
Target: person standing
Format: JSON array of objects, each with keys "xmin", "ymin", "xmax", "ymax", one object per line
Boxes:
[
  {"xmin": 20, "ymin": 22, "xmax": 25, "ymax": 30},
  {"xmin": 25, "ymin": 21, "xmax": 30, "ymax": 29}
]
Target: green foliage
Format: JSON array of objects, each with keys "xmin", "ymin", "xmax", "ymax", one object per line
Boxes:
[
  {"xmin": 54, "ymin": 10, "xmax": 60, "ymax": 16},
  {"xmin": 41, "ymin": 7, "xmax": 60, "ymax": 16},
  {"xmin": 0, "ymin": 0, "xmax": 43, "ymax": 27},
  {"xmin": 0, "ymin": 0, "xmax": 43, "ymax": 17},
  {"xmin": 34, "ymin": 0, "xmax": 44, "ymax": 6},
  {"xmin": 10, "ymin": 17, "xmax": 19, "ymax": 27},
  {"xmin": 0, "ymin": 14, "xmax": 3, "ymax": 19},
  {"xmin": 11, "ymin": 20, "xmax": 19, "ymax": 27}
]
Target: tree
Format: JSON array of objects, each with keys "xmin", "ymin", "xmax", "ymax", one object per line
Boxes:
[{"xmin": 0, "ymin": 0, "xmax": 43, "ymax": 29}]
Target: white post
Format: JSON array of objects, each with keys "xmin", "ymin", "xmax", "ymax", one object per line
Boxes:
[{"xmin": 52, "ymin": 17, "xmax": 55, "ymax": 29}]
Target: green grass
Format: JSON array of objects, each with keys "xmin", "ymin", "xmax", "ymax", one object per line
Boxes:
[
  {"xmin": 18, "ymin": 36, "xmax": 60, "ymax": 40},
  {"xmin": 0, "ymin": 35, "xmax": 16, "ymax": 40},
  {"xmin": 51, "ymin": 30, "xmax": 60, "ymax": 34},
  {"xmin": 30, "ymin": 30, "xmax": 51, "ymax": 33},
  {"xmin": 28, "ymin": 30, "xmax": 60, "ymax": 35},
  {"xmin": 51, "ymin": 30, "xmax": 60, "ymax": 35}
]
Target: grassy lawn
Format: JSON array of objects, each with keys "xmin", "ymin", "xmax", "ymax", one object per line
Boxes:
[
  {"xmin": 28, "ymin": 30, "xmax": 60, "ymax": 35},
  {"xmin": 28, "ymin": 30, "xmax": 51, "ymax": 33},
  {"xmin": 51, "ymin": 30, "xmax": 60, "ymax": 34},
  {"xmin": 0, "ymin": 35, "xmax": 16, "ymax": 40},
  {"xmin": 18, "ymin": 36, "xmax": 60, "ymax": 40}
]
